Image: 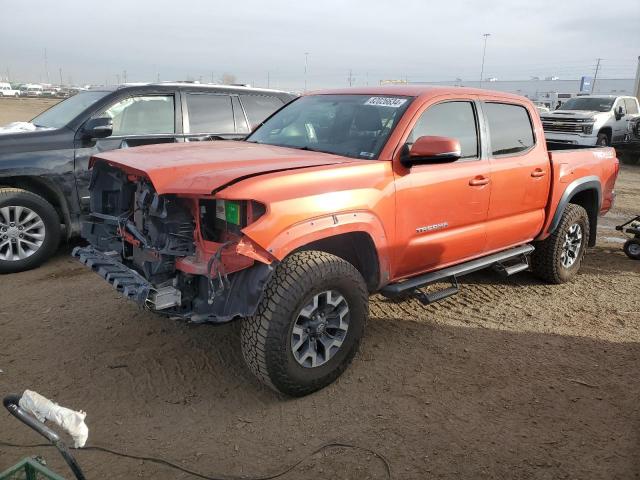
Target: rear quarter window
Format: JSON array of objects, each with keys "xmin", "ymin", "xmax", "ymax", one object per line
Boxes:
[{"xmin": 484, "ymin": 102, "xmax": 535, "ymax": 156}]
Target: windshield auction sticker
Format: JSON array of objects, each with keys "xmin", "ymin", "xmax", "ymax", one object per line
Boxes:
[{"xmin": 364, "ymin": 97, "xmax": 407, "ymax": 108}]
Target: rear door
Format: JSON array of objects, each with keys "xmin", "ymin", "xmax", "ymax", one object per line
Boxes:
[
  {"xmin": 393, "ymin": 97, "xmax": 491, "ymax": 278},
  {"xmin": 481, "ymin": 100, "xmax": 550, "ymax": 251},
  {"xmin": 74, "ymin": 93, "xmax": 180, "ymax": 212}
]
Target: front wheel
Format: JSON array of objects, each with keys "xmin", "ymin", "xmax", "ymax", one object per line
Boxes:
[
  {"xmin": 0, "ymin": 188, "xmax": 61, "ymax": 273},
  {"xmin": 240, "ymin": 251, "xmax": 369, "ymax": 397},
  {"xmin": 596, "ymin": 133, "xmax": 610, "ymax": 146},
  {"xmin": 531, "ymin": 204, "xmax": 589, "ymax": 284},
  {"xmin": 623, "ymin": 239, "xmax": 640, "ymax": 260}
]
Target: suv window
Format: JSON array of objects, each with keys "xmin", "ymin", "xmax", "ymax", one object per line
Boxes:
[
  {"xmin": 103, "ymin": 95, "xmax": 175, "ymax": 136},
  {"xmin": 232, "ymin": 96, "xmax": 250, "ymax": 133},
  {"xmin": 408, "ymin": 101, "xmax": 478, "ymax": 159},
  {"xmin": 624, "ymin": 98, "xmax": 638, "ymax": 115},
  {"xmin": 484, "ymin": 102, "xmax": 535, "ymax": 156},
  {"xmin": 240, "ymin": 95, "xmax": 284, "ymax": 126},
  {"xmin": 186, "ymin": 93, "xmax": 234, "ymax": 133}
]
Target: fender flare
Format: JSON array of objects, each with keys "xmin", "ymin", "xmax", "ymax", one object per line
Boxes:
[
  {"xmin": 251, "ymin": 210, "xmax": 392, "ymax": 286},
  {"xmin": 0, "ymin": 174, "xmax": 76, "ymax": 237},
  {"xmin": 548, "ymin": 175, "xmax": 601, "ymax": 244}
]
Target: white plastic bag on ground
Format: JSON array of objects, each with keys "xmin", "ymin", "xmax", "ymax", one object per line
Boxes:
[{"xmin": 19, "ymin": 390, "xmax": 89, "ymax": 448}]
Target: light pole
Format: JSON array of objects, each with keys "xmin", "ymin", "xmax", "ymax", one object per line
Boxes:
[
  {"xmin": 479, "ymin": 33, "xmax": 490, "ymax": 88},
  {"xmin": 304, "ymin": 52, "xmax": 309, "ymax": 92}
]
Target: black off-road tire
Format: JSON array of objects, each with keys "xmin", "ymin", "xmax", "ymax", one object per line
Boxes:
[
  {"xmin": 623, "ymin": 239, "xmax": 640, "ymax": 260},
  {"xmin": 596, "ymin": 133, "xmax": 610, "ymax": 146},
  {"xmin": 240, "ymin": 250, "xmax": 369, "ymax": 397},
  {"xmin": 531, "ymin": 204, "xmax": 589, "ymax": 284},
  {"xmin": 0, "ymin": 188, "xmax": 61, "ymax": 274}
]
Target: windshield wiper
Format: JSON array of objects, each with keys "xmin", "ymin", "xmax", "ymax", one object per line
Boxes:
[{"xmin": 293, "ymin": 145, "xmax": 335, "ymax": 155}]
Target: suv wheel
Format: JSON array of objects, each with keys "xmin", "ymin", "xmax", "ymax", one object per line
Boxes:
[
  {"xmin": 240, "ymin": 250, "xmax": 368, "ymax": 397},
  {"xmin": 623, "ymin": 239, "xmax": 640, "ymax": 260},
  {"xmin": 532, "ymin": 204, "xmax": 589, "ymax": 284},
  {"xmin": 0, "ymin": 188, "xmax": 61, "ymax": 273}
]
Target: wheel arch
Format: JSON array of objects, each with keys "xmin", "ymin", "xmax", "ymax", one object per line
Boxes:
[
  {"xmin": 548, "ymin": 175, "xmax": 601, "ymax": 247},
  {"xmin": 254, "ymin": 211, "xmax": 390, "ymax": 292},
  {"xmin": 598, "ymin": 126, "xmax": 612, "ymax": 143},
  {"xmin": 294, "ymin": 232, "xmax": 381, "ymax": 292},
  {"xmin": 0, "ymin": 176, "xmax": 72, "ymax": 237}
]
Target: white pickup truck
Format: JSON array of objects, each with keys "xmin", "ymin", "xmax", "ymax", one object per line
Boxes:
[
  {"xmin": 541, "ymin": 95, "xmax": 640, "ymax": 147},
  {"xmin": 0, "ymin": 82, "xmax": 20, "ymax": 97}
]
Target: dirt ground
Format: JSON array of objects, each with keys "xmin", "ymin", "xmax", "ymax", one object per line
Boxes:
[
  {"xmin": 0, "ymin": 97, "xmax": 60, "ymax": 125},
  {"xmin": 0, "ymin": 99, "xmax": 639, "ymax": 480}
]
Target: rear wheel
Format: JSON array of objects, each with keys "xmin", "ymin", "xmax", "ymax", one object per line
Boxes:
[
  {"xmin": 240, "ymin": 250, "xmax": 368, "ymax": 397},
  {"xmin": 0, "ymin": 188, "xmax": 61, "ymax": 273},
  {"xmin": 532, "ymin": 204, "xmax": 589, "ymax": 283},
  {"xmin": 623, "ymin": 239, "xmax": 640, "ymax": 260}
]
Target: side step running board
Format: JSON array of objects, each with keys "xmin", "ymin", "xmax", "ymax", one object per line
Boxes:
[{"xmin": 380, "ymin": 244, "xmax": 534, "ymax": 302}]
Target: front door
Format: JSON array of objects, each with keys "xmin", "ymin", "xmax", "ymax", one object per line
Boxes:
[
  {"xmin": 481, "ymin": 100, "xmax": 550, "ymax": 251},
  {"xmin": 74, "ymin": 94, "xmax": 179, "ymax": 212},
  {"xmin": 393, "ymin": 99, "xmax": 491, "ymax": 279}
]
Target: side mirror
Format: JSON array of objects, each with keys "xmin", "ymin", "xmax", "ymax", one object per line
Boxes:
[
  {"xmin": 615, "ymin": 106, "xmax": 625, "ymax": 121},
  {"xmin": 82, "ymin": 117, "xmax": 113, "ymax": 139},
  {"xmin": 401, "ymin": 135, "xmax": 462, "ymax": 167}
]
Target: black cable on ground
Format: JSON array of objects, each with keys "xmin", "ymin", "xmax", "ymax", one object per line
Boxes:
[{"xmin": 0, "ymin": 440, "xmax": 392, "ymax": 480}]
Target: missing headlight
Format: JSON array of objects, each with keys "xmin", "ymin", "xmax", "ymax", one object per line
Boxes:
[{"xmin": 200, "ymin": 199, "xmax": 266, "ymax": 242}]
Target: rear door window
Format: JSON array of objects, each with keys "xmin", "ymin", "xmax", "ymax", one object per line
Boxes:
[
  {"xmin": 408, "ymin": 101, "xmax": 479, "ymax": 159},
  {"xmin": 484, "ymin": 102, "xmax": 535, "ymax": 156},
  {"xmin": 240, "ymin": 95, "xmax": 284, "ymax": 127},
  {"xmin": 103, "ymin": 95, "xmax": 175, "ymax": 136},
  {"xmin": 185, "ymin": 93, "xmax": 235, "ymax": 134}
]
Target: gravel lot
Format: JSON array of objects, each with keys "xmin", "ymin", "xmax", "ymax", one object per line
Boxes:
[{"xmin": 1, "ymin": 99, "xmax": 638, "ymax": 480}]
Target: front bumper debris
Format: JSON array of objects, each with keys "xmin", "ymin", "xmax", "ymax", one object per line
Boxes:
[
  {"xmin": 72, "ymin": 245, "xmax": 276, "ymax": 323},
  {"xmin": 72, "ymin": 246, "xmax": 153, "ymax": 305}
]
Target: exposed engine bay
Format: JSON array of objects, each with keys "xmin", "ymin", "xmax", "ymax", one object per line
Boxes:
[{"xmin": 73, "ymin": 162, "xmax": 274, "ymax": 323}]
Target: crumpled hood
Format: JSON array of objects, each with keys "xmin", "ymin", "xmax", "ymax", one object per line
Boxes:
[{"xmin": 91, "ymin": 141, "xmax": 355, "ymax": 195}]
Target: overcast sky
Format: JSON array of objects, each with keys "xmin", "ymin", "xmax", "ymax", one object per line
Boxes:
[{"xmin": 1, "ymin": 0, "xmax": 638, "ymax": 90}]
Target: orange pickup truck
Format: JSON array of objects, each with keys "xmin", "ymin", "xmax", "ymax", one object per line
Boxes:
[{"xmin": 74, "ymin": 86, "xmax": 619, "ymax": 396}]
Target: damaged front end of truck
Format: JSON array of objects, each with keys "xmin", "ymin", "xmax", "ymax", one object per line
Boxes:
[{"xmin": 73, "ymin": 161, "xmax": 276, "ymax": 323}]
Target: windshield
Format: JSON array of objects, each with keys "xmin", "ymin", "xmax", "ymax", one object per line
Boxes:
[
  {"xmin": 31, "ymin": 91, "xmax": 110, "ymax": 129},
  {"xmin": 246, "ymin": 94, "xmax": 413, "ymax": 160},
  {"xmin": 560, "ymin": 97, "xmax": 614, "ymax": 112}
]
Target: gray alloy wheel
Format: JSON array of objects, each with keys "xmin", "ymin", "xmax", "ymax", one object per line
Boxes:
[
  {"xmin": 291, "ymin": 290, "xmax": 350, "ymax": 368},
  {"xmin": 0, "ymin": 206, "xmax": 46, "ymax": 261},
  {"xmin": 560, "ymin": 223, "xmax": 582, "ymax": 268}
]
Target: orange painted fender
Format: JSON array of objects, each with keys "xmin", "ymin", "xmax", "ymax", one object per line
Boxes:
[{"xmin": 245, "ymin": 210, "xmax": 392, "ymax": 286}]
